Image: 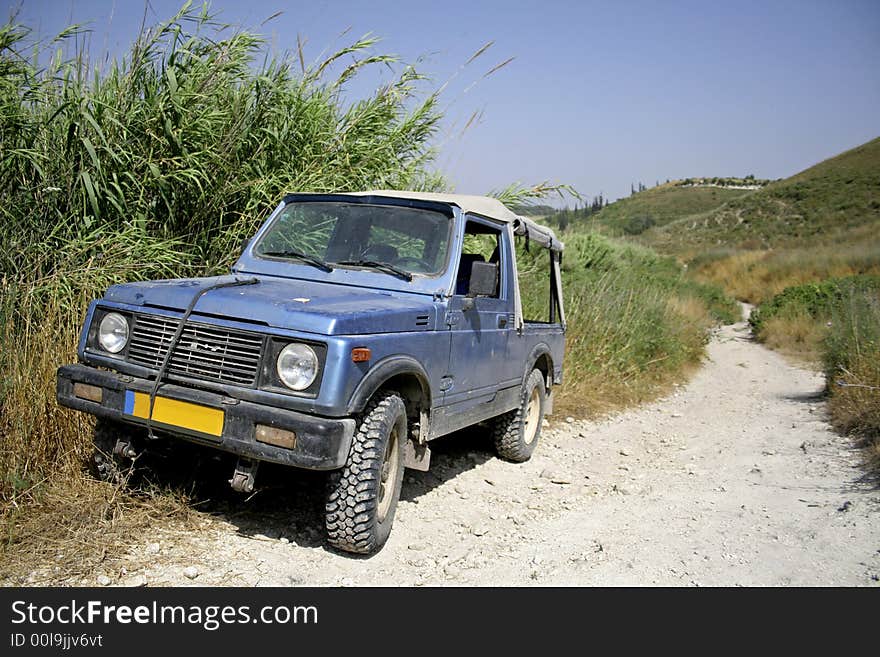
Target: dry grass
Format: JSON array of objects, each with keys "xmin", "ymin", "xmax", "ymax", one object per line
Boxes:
[
  {"xmin": 692, "ymin": 242, "xmax": 880, "ymax": 304},
  {"xmin": 1, "ymin": 301, "xmax": 90, "ymax": 496},
  {"xmin": 823, "ymin": 290, "xmax": 880, "ymax": 476},
  {"xmin": 757, "ymin": 312, "xmax": 827, "ymax": 365},
  {"xmin": 542, "ymin": 232, "xmax": 733, "ymax": 419},
  {"xmin": 554, "ymin": 285, "xmax": 712, "ymax": 418},
  {"xmin": 828, "ymin": 358, "xmax": 880, "ymax": 475},
  {"xmin": 0, "ymin": 475, "xmax": 194, "ymax": 586}
]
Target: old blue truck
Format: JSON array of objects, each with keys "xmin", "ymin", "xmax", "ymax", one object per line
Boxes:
[{"xmin": 56, "ymin": 191, "xmax": 566, "ymax": 553}]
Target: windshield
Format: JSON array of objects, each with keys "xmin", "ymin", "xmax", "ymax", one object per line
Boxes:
[{"xmin": 255, "ymin": 201, "xmax": 452, "ymax": 276}]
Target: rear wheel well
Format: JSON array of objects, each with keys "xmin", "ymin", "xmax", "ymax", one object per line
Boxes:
[{"xmin": 533, "ymin": 352, "xmax": 553, "ymax": 389}]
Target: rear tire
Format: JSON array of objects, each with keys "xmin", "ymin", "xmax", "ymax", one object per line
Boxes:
[
  {"xmin": 490, "ymin": 369, "xmax": 546, "ymax": 463},
  {"xmin": 325, "ymin": 392, "xmax": 407, "ymax": 554}
]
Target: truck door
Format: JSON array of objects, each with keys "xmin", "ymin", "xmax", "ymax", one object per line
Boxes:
[{"xmin": 442, "ymin": 216, "xmax": 519, "ymax": 411}]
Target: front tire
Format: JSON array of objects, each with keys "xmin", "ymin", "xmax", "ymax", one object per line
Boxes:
[
  {"xmin": 490, "ymin": 369, "xmax": 546, "ymax": 463},
  {"xmin": 325, "ymin": 392, "xmax": 407, "ymax": 554}
]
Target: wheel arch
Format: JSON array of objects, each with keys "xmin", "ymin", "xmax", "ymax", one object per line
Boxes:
[
  {"xmin": 347, "ymin": 355, "xmax": 432, "ymax": 418},
  {"xmin": 525, "ymin": 343, "xmax": 554, "ymax": 389}
]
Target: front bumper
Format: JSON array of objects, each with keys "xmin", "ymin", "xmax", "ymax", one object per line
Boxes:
[{"xmin": 57, "ymin": 364, "xmax": 355, "ymax": 470}]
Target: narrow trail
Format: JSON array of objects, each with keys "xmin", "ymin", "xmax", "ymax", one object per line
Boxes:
[{"xmin": 103, "ymin": 313, "xmax": 879, "ymax": 586}]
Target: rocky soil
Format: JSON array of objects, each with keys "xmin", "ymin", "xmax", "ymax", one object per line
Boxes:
[{"xmin": 83, "ymin": 313, "xmax": 880, "ymax": 586}]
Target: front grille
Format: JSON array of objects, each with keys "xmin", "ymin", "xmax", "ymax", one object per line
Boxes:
[{"xmin": 127, "ymin": 314, "xmax": 263, "ymax": 386}]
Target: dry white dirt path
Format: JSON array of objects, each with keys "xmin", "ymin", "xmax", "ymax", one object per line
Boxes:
[{"xmin": 110, "ymin": 314, "xmax": 879, "ymax": 587}]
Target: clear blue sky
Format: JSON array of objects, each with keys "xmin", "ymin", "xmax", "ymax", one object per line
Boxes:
[{"xmin": 5, "ymin": 0, "xmax": 879, "ymax": 203}]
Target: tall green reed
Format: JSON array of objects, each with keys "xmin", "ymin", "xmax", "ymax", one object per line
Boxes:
[{"xmin": 0, "ymin": 2, "xmax": 446, "ymax": 492}]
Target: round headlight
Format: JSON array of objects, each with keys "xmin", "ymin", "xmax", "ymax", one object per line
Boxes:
[
  {"xmin": 276, "ymin": 343, "xmax": 318, "ymax": 391},
  {"xmin": 97, "ymin": 312, "xmax": 129, "ymax": 354}
]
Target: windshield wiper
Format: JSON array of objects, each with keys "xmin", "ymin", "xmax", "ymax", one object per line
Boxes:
[
  {"xmin": 335, "ymin": 260, "xmax": 413, "ymax": 281},
  {"xmin": 260, "ymin": 249, "xmax": 334, "ymax": 272}
]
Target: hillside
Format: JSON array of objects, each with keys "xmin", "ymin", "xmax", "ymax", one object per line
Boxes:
[
  {"xmin": 643, "ymin": 137, "xmax": 880, "ymax": 254},
  {"xmin": 623, "ymin": 138, "xmax": 880, "ymax": 474},
  {"xmin": 546, "ymin": 184, "xmax": 751, "ymax": 236},
  {"xmin": 600, "ymin": 184, "xmax": 752, "ymax": 234}
]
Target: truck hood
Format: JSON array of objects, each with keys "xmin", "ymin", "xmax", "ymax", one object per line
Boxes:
[{"xmin": 103, "ymin": 275, "xmax": 438, "ymax": 336}]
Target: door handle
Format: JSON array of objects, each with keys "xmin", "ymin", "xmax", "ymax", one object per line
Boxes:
[{"xmin": 497, "ymin": 315, "xmax": 507, "ymax": 328}]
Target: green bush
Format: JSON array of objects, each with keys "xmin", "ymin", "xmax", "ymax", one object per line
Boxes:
[
  {"xmin": 622, "ymin": 214, "xmax": 656, "ymax": 235},
  {"xmin": 750, "ymin": 275, "xmax": 880, "ymax": 334},
  {"xmin": 823, "ymin": 288, "xmax": 880, "ymax": 382}
]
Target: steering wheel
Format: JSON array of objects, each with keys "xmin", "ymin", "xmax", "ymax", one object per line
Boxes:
[{"xmin": 392, "ymin": 256, "xmax": 433, "ymax": 272}]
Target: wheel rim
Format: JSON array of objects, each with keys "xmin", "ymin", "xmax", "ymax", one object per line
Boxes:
[
  {"xmin": 377, "ymin": 424, "xmax": 400, "ymax": 522},
  {"xmin": 523, "ymin": 387, "xmax": 540, "ymax": 445}
]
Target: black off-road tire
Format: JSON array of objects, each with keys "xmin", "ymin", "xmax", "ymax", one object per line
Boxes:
[
  {"xmin": 90, "ymin": 419, "xmax": 138, "ymax": 484},
  {"xmin": 325, "ymin": 392, "xmax": 407, "ymax": 554},
  {"xmin": 490, "ymin": 369, "xmax": 546, "ymax": 463}
]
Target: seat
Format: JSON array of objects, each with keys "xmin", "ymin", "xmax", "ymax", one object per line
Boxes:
[{"xmin": 456, "ymin": 253, "xmax": 486, "ymax": 295}]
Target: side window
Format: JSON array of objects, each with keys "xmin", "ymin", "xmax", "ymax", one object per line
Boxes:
[
  {"xmin": 456, "ymin": 219, "xmax": 502, "ymax": 297},
  {"xmin": 517, "ymin": 240, "xmax": 553, "ymax": 323}
]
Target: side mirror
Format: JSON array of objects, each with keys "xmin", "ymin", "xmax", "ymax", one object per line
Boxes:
[{"xmin": 467, "ymin": 261, "xmax": 498, "ymax": 298}]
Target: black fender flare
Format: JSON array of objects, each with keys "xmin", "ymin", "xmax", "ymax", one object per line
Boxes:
[
  {"xmin": 523, "ymin": 342, "xmax": 554, "ymax": 388},
  {"xmin": 346, "ymin": 355, "xmax": 433, "ymax": 415}
]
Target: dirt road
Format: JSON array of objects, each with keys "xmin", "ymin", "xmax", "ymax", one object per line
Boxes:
[{"xmin": 105, "ymin": 312, "xmax": 879, "ymax": 586}]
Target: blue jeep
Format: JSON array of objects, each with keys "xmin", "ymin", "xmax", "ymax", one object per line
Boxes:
[{"xmin": 56, "ymin": 191, "xmax": 566, "ymax": 553}]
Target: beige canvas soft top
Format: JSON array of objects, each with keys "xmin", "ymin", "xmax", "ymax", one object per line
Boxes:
[
  {"xmin": 341, "ymin": 190, "xmax": 565, "ymax": 331},
  {"xmin": 344, "ymin": 190, "xmax": 564, "ymax": 252}
]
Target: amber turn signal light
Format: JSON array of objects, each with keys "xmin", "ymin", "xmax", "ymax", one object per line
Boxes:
[{"xmin": 351, "ymin": 347, "xmax": 371, "ymax": 363}]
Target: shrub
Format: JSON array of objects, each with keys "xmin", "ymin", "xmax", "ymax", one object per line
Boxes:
[
  {"xmin": 823, "ymin": 289, "xmax": 880, "ymax": 470},
  {"xmin": 622, "ymin": 214, "xmax": 656, "ymax": 235},
  {"xmin": 750, "ymin": 275, "xmax": 880, "ymax": 334}
]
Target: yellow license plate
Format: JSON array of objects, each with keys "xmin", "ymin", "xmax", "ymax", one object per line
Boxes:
[{"xmin": 124, "ymin": 391, "xmax": 224, "ymax": 437}]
